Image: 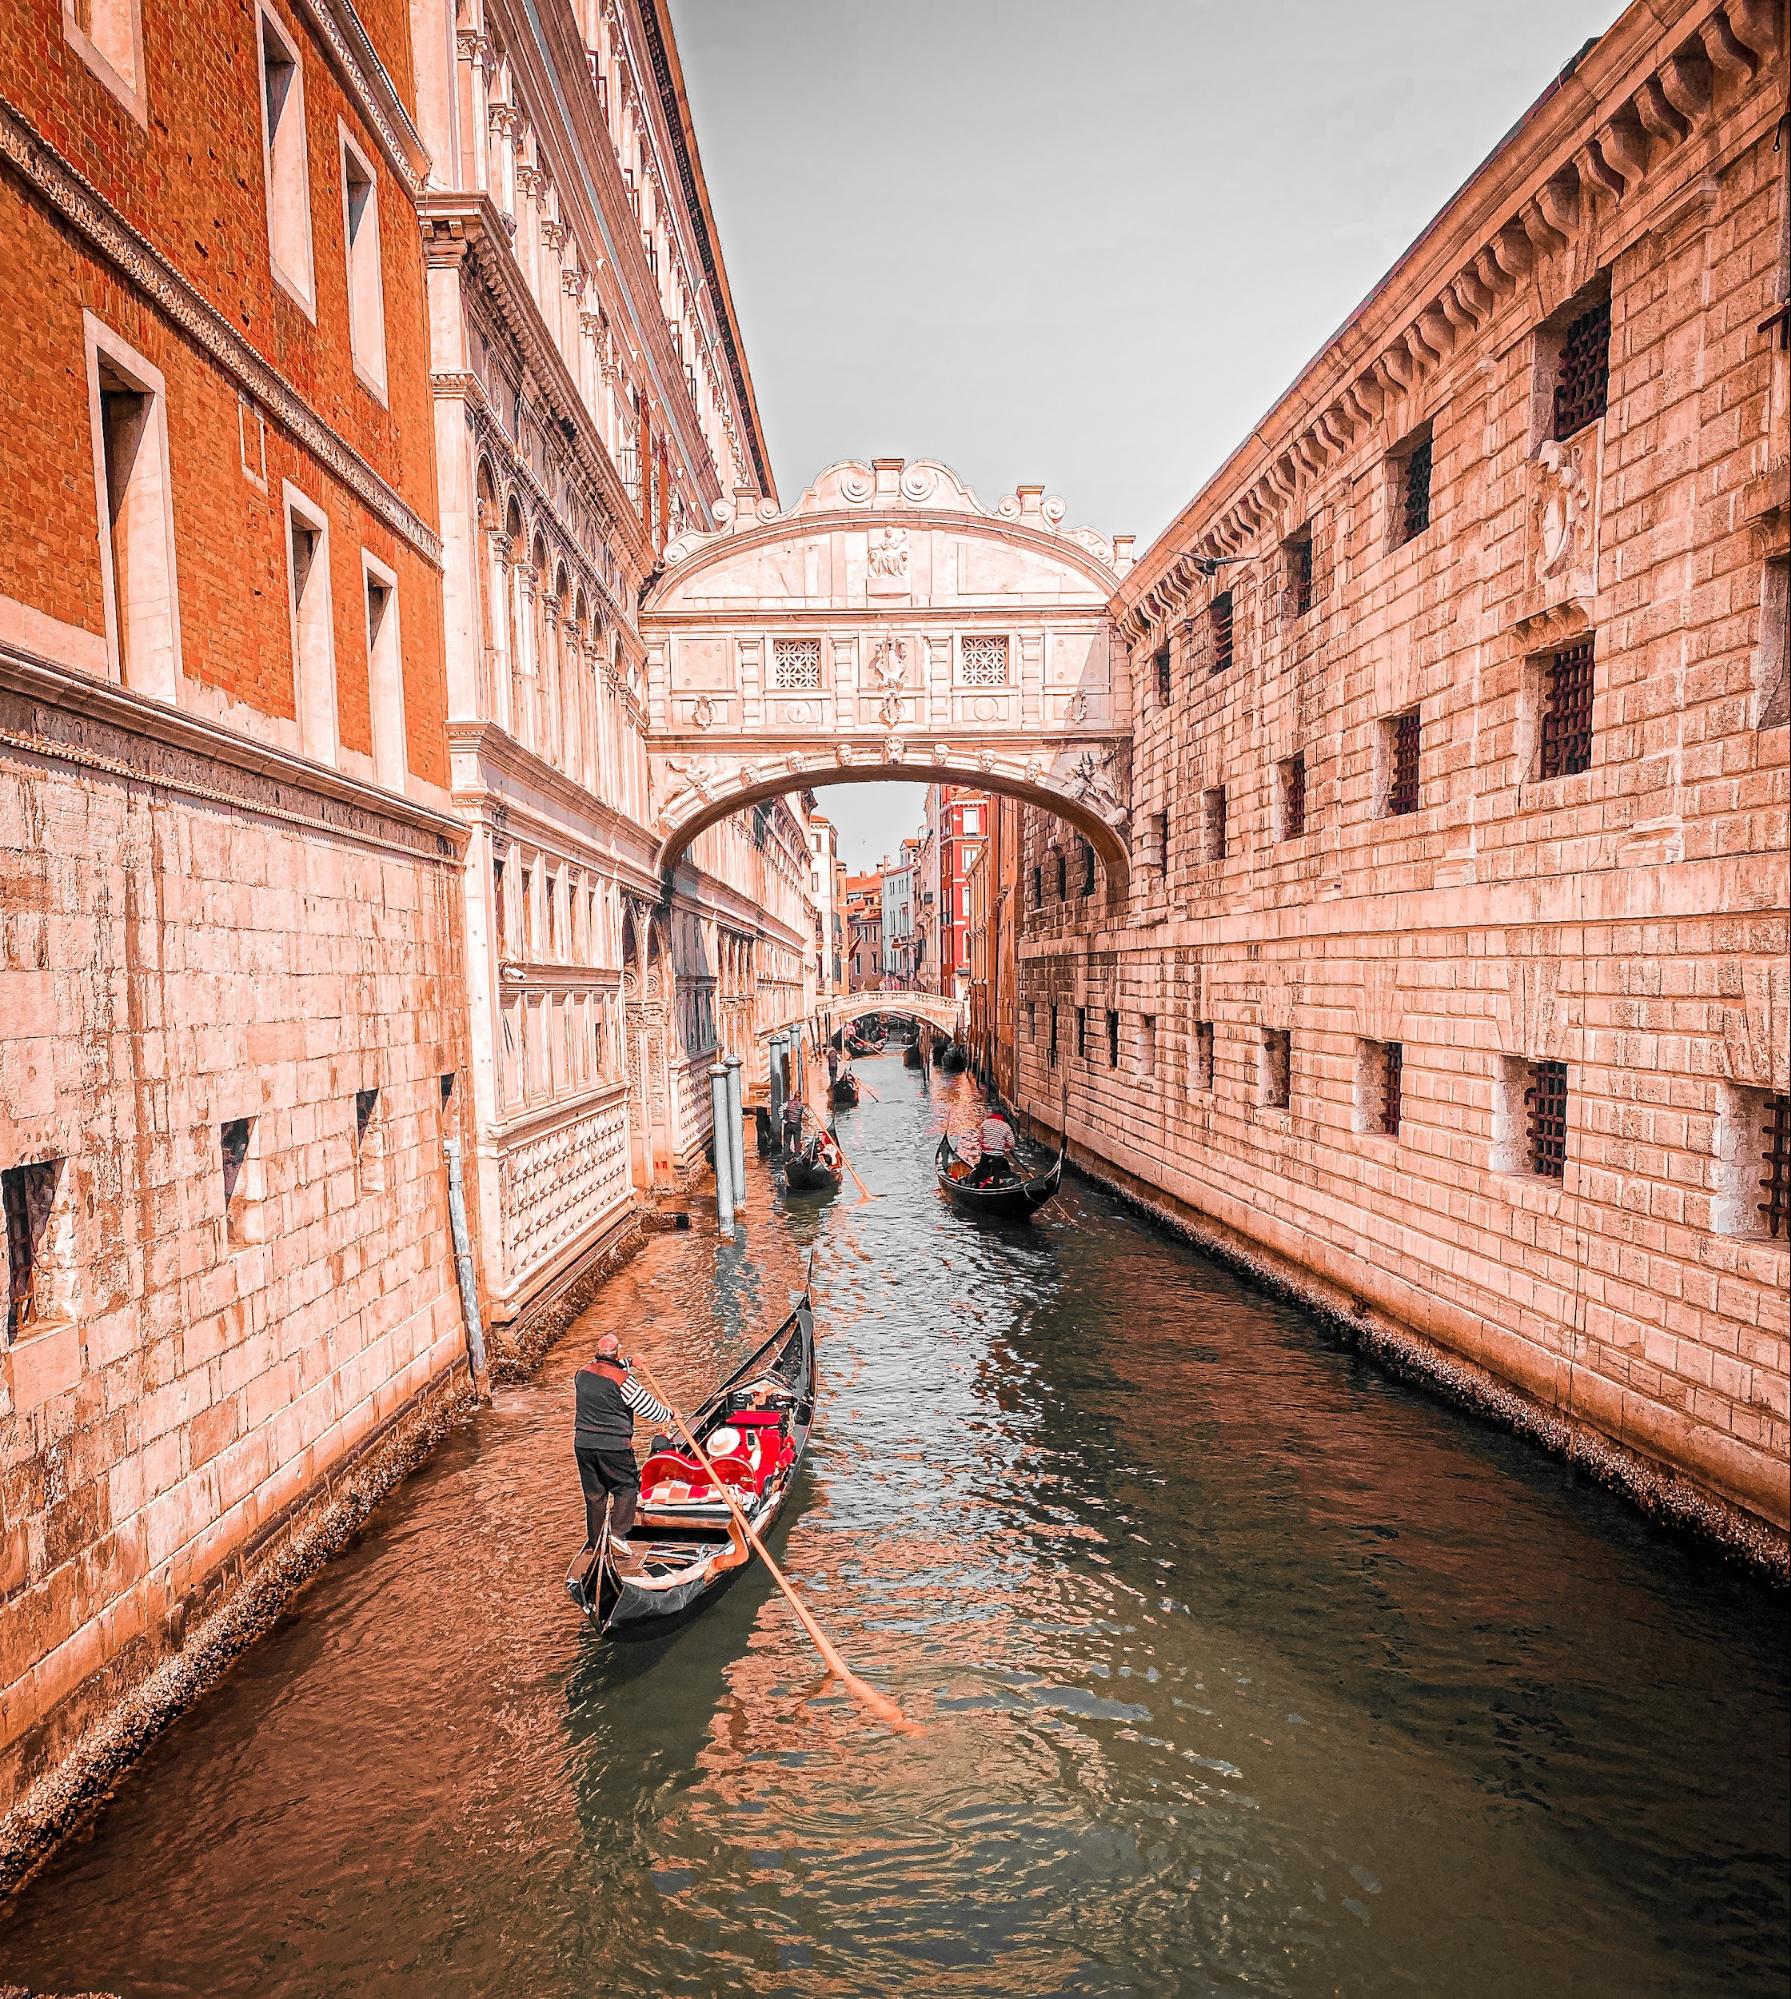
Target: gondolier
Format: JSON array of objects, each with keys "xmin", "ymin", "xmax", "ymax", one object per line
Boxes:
[
  {"xmin": 575, "ymin": 1332, "xmax": 674, "ymax": 1576},
  {"xmin": 971, "ymin": 1107, "xmax": 1018, "ymax": 1183}
]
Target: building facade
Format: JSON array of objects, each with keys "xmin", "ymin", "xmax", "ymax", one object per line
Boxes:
[
  {"xmin": 916, "ymin": 784, "xmax": 989, "ymax": 998},
  {"xmin": 844, "ymin": 866, "xmax": 886, "ymax": 990},
  {"xmin": 966, "ymin": 795, "xmax": 1022, "ymax": 1097},
  {"xmin": 882, "ymin": 836, "xmax": 920, "ymax": 983},
  {"xmin": 1010, "ymin": 0, "xmax": 1789, "ymax": 1543},
  {"xmin": 0, "ymin": 0, "xmax": 475, "ymax": 1801}
]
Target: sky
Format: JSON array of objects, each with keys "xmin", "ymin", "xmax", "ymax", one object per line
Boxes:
[{"xmin": 669, "ymin": 0, "xmax": 1623, "ymax": 866}]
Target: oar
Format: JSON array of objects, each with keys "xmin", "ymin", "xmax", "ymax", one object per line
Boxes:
[
  {"xmin": 803, "ymin": 1107, "xmax": 877, "ymax": 1204},
  {"xmin": 625, "ymin": 1351, "xmax": 914, "ymax": 1733}
]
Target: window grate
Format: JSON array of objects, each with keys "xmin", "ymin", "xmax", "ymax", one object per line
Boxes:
[
  {"xmin": 1288, "ymin": 527, "xmax": 1314, "ymax": 619},
  {"xmin": 1281, "ymin": 754, "xmax": 1307, "ymax": 841},
  {"xmin": 1154, "ymin": 643, "xmax": 1171, "ymax": 706},
  {"xmin": 1107, "ymin": 1009, "xmax": 1120, "ymax": 1068},
  {"xmin": 1209, "ymin": 592, "xmax": 1234, "ymax": 675},
  {"xmin": 1539, "ymin": 639, "xmax": 1595, "ymax": 779},
  {"xmin": 1081, "ymin": 839, "xmax": 1097, "ymax": 896},
  {"xmin": 1400, "ymin": 432, "xmax": 1433, "ymax": 544},
  {"xmin": 3, "ymin": 1159, "xmax": 60, "ymax": 1341},
  {"xmin": 1264, "ymin": 1030, "xmax": 1291, "ymax": 1110},
  {"xmin": 1030, "ymin": 864, "xmax": 1042, "ymax": 908},
  {"xmin": 772, "ymin": 637, "xmax": 822, "ymax": 691},
  {"xmin": 1526, "ymin": 1059, "xmax": 1569, "ymax": 1178},
  {"xmin": 1552, "ymin": 294, "xmax": 1611, "ymax": 440},
  {"xmin": 1379, "ymin": 1042, "xmax": 1403, "ymax": 1136},
  {"xmin": 1054, "ymin": 848, "xmax": 1068, "ymax": 900},
  {"xmin": 1389, "ymin": 709, "xmax": 1422, "ymax": 816},
  {"xmin": 961, "ymin": 634, "xmax": 1010, "ymax": 686},
  {"xmin": 1076, "ymin": 1007, "xmax": 1087, "ymax": 1062},
  {"xmin": 1204, "ymin": 785, "xmax": 1227, "ymax": 861},
  {"xmin": 1761, "ymin": 1092, "xmax": 1791, "ymax": 1240},
  {"xmin": 1048, "ymin": 1006, "xmax": 1059, "ymax": 1068},
  {"xmin": 1194, "ymin": 1021, "xmax": 1215, "ymax": 1092}
]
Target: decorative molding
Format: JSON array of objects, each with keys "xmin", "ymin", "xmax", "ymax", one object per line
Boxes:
[
  {"xmin": 295, "ymin": 0, "xmax": 430, "ymax": 192},
  {"xmin": 0, "ymin": 96, "xmax": 443, "ymax": 567}
]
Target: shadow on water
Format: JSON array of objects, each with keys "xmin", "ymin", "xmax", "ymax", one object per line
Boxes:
[{"xmin": 1, "ymin": 1055, "xmax": 1786, "ymax": 1999}]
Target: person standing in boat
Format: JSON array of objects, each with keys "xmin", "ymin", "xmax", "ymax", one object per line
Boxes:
[
  {"xmin": 971, "ymin": 1106, "xmax": 1019, "ymax": 1184},
  {"xmin": 781, "ymin": 1087, "xmax": 807, "ymax": 1155},
  {"xmin": 575, "ymin": 1332, "xmax": 675, "ymax": 1576}
]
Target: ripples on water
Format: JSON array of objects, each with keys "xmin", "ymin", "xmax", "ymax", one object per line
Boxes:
[{"xmin": 2, "ymin": 1062, "xmax": 1786, "ymax": 1998}]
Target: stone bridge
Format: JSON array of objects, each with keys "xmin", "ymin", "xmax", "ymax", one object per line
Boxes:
[
  {"xmin": 758, "ymin": 988, "xmax": 964, "ymax": 1041},
  {"xmin": 641, "ymin": 458, "xmax": 1136, "ymax": 897}
]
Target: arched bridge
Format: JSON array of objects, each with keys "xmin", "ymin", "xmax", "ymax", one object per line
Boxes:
[
  {"xmin": 642, "ymin": 458, "xmax": 1136, "ymax": 899},
  {"xmin": 758, "ymin": 989, "xmax": 964, "ymax": 1042}
]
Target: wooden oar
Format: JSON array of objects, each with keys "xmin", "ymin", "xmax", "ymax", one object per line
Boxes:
[
  {"xmin": 626, "ymin": 1351, "xmax": 914, "ymax": 1733},
  {"xmin": 801, "ymin": 1107, "xmax": 876, "ymax": 1204}
]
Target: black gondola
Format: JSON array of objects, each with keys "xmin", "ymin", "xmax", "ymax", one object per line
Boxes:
[
  {"xmin": 939, "ymin": 1041, "xmax": 968, "ymax": 1073},
  {"xmin": 565, "ymin": 1291, "xmax": 816, "ymax": 1636},
  {"xmin": 935, "ymin": 1129, "xmax": 1064, "ymax": 1219},
  {"xmin": 829, "ymin": 1069, "xmax": 861, "ymax": 1107},
  {"xmin": 783, "ymin": 1128, "xmax": 842, "ymax": 1191},
  {"xmin": 902, "ymin": 1040, "xmax": 922, "ymax": 1069}
]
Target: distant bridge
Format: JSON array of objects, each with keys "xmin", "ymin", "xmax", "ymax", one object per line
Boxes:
[{"xmin": 760, "ymin": 989, "xmax": 963, "ymax": 1041}]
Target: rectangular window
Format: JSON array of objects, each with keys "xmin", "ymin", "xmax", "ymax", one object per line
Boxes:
[
  {"xmin": 1208, "ymin": 592, "xmax": 1234, "ymax": 676},
  {"xmin": 1080, "ymin": 839, "xmax": 1097, "ymax": 895},
  {"xmin": 1154, "ymin": 643, "xmax": 1171, "ymax": 706},
  {"xmin": 1356, "ymin": 1040, "xmax": 1403, "ymax": 1137},
  {"xmin": 771, "ymin": 637, "xmax": 822, "ymax": 690},
  {"xmin": 1193, "ymin": 1020, "xmax": 1215, "ymax": 1093},
  {"xmin": 1054, "ymin": 849, "xmax": 1068, "ymax": 900},
  {"xmin": 1048, "ymin": 1004, "xmax": 1059, "ymax": 1069},
  {"xmin": 1029, "ymin": 864, "xmax": 1042, "ymax": 908},
  {"xmin": 220, "ymin": 1116, "xmax": 266, "ymax": 1248},
  {"xmin": 1284, "ymin": 523, "xmax": 1315, "ymax": 620},
  {"xmin": 1203, "ymin": 785, "xmax": 1227, "ymax": 861},
  {"xmin": 1151, "ymin": 810, "xmax": 1169, "ymax": 872},
  {"xmin": 1714, "ymin": 1084, "xmax": 1791, "ymax": 1241},
  {"xmin": 1537, "ymin": 637, "xmax": 1595, "ymax": 779},
  {"xmin": 339, "ymin": 128, "xmax": 387, "ymax": 398},
  {"xmin": 1139, "ymin": 1014, "xmax": 1158, "ymax": 1081},
  {"xmin": 1106, "ymin": 1009, "xmax": 1120, "ymax": 1069},
  {"xmin": 493, "ymin": 852, "xmax": 509, "ymax": 954},
  {"xmin": 87, "ymin": 318, "xmax": 180, "ymax": 702},
  {"xmin": 1393, "ymin": 424, "xmax": 1433, "ymax": 547},
  {"xmin": 362, "ymin": 554, "xmax": 406, "ymax": 790},
  {"xmin": 960, "ymin": 635, "xmax": 1010, "ymax": 685},
  {"xmin": 1261, "ymin": 1029, "xmax": 1291, "ymax": 1111},
  {"xmin": 1551, "ymin": 289, "xmax": 1611, "ymax": 440},
  {"xmin": 1076, "ymin": 1006, "xmax": 1087, "ymax": 1062},
  {"xmin": 284, "ymin": 485, "xmax": 337, "ymax": 763},
  {"xmin": 1384, "ymin": 708, "xmax": 1421, "ymax": 816},
  {"xmin": 354, "ymin": 1085, "xmax": 385, "ymax": 1194},
  {"xmin": 3, "ymin": 1158, "xmax": 68, "ymax": 1341},
  {"xmin": 258, "ymin": 4, "xmax": 316, "ymax": 312},
  {"xmin": 63, "ymin": 0, "xmax": 146, "ymax": 121},
  {"xmin": 1525, "ymin": 1059, "xmax": 1569, "ymax": 1179},
  {"xmin": 1276, "ymin": 754, "xmax": 1307, "ymax": 842},
  {"xmin": 440, "ymin": 1071, "xmax": 457, "ymax": 1109},
  {"xmin": 1755, "ymin": 557, "xmax": 1788, "ymax": 730}
]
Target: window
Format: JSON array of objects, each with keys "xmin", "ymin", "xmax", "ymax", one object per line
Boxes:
[
  {"xmin": 1276, "ymin": 754, "xmax": 1307, "ymax": 842},
  {"xmin": 1081, "ymin": 840, "xmax": 1097, "ymax": 895},
  {"xmin": 3, "ymin": 1158, "xmax": 69, "ymax": 1341},
  {"xmin": 284, "ymin": 485, "xmax": 337, "ymax": 762},
  {"xmin": 353, "ymin": 1085, "xmax": 384, "ymax": 1191},
  {"xmin": 1261, "ymin": 1029, "xmax": 1291, "ymax": 1111},
  {"xmin": 1284, "ymin": 523, "xmax": 1315, "ymax": 620},
  {"xmin": 1384, "ymin": 708, "xmax": 1421, "ymax": 816},
  {"xmin": 1029, "ymin": 864, "xmax": 1042, "ymax": 908},
  {"xmin": 961, "ymin": 635, "xmax": 1010, "ymax": 685},
  {"xmin": 493, "ymin": 852, "xmax": 509, "ymax": 953},
  {"xmin": 86, "ymin": 317, "xmax": 180, "ymax": 702},
  {"xmin": 1054, "ymin": 849, "xmax": 1068, "ymax": 900},
  {"xmin": 1551, "ymin": 288, "xmax": 1611, "ymax": 440},
  {"xmin": 1203, "ymin": 785, "xmax": 1227, "ymax": 862},
  {"xmin": 1025, "ymin": 1002, "xmax": 1036, "ymax": 1044},
  {"xmin": 1756, "ymin": 557, "xmax": 1789, "ymax": 730},
  {"xmin": 1512, "ymin": 1058, "xmax": 1569, "ymax": 1179},
  {"xmin": 1537, "ymin": 638, "xmax": 1595, "ymax": 779},
  {"xmin": 440, "ymin": 1071, "xmax": 457, "ymax": 1109},
  {"xmin": 1714, "ymin": 1084, "xmax": 1791, "ymax": 1241},
  {"xmin": 339, "ymin": 129, "xmax": 387, "ymax": 397},
  {"xmin": 1393, "ymin": 424, "xmax": 1433, "ymax": 547},
  {"xmin": 771, "ymin": 638, "xmax": 822, "ymax": 690},
  {"xmin": 1076, "ymin": 1006, "xmax": 1087, "ymax": 1062},
  {"xmin": 1106, "ymin": 1009, "xmax": 1120, "ymax": 1068},
  {"xmin": 220, "ymin": 1117, "xmax": 265, "ymax": 1248},
  {"xmin": 1356, "ymin": 1040, "xmax": 1403, "ymax": 1137},
  {"xmin": 1208, "ymin": 592, "xmax": 1234, "ymax": 676},
  {"xmin": 362, "ymin": 554, "xmax": 406, "ymax": 789},
  {"xmin": 1150, "ymin": 810, "xmax": 1169, "ymax": 872},
  {"xmin": 63, "ymin": 0, "xmax": 145, "ymax": 121},
  {"xmin": 1048, "ymin": 1005, "xmax": 1059, "ymax": 1069},
  {"xmin": 1154, "ymin": 643, "xmax": 1171, "ymax": 706},
  {"xmin": 258, "ymin": 4, "xmax": 315, "ymax": 312},
  {"xmin": 1193, "ymin": 1020, "xmax": 1215, "ymax": 1093}
]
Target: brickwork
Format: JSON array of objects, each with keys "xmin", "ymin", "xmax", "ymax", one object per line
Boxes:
[{"xmin": 1013, "ymin": 0, "xmax": 1790, "ymax": 1539}]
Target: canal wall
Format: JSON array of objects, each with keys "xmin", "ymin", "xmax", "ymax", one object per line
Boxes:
[{"xmin": 1007, "ymin": 0, "xmax": 1791, "ymax": 1552}]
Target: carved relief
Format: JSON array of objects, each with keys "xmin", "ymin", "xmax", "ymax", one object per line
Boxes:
[
  {"xmin": 866, "ymin": 525, "xmax": 911, "ymax": 596},
  {"xmin": 1529, "ymin": 434, "xmax": 1598, "ymax": 600}
]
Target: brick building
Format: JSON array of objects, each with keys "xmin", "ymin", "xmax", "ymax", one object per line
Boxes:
[
  {"xmin": 1011, "ymin": 0, "xmax": 1789, "ymax": 1543},
  {"xmin": 0, "ymin": 0, "xmax": 474, "ymax": 1800},
  {"xmin": 915, "ymin": 783, "xmax": 990, "ymax": 997}
]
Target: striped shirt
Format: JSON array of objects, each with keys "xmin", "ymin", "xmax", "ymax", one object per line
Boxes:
[{"xmin": 621, "ymin": 1374, "xmax": 674, "ymax": 1426}]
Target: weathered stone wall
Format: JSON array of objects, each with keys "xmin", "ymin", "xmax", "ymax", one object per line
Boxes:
[{"xmin": 1016, "ymin": 0, "xmax": 1790, "ymax": 1541}]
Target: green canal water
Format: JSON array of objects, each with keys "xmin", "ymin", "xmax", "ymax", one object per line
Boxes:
[{"xmin": 2, "ymin": 1057, "xmax": 1785, "ymax": 1996}]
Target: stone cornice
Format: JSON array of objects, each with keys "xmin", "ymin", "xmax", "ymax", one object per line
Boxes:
[
  {"xmin": 0, "ymin": 95, "xmax": 443, "ymax": 568},
  {"xmin": 295, "ymin": 0, "xmax": 431, "ymax": 191},
  {"xmin": 1115, "ymin": 0, "xmax": 1787, "ymax": 633},
  {"xmin": 446, "ymin": 718, "xmax": 662, "ymax": 884},
  {"xmin": 1, "ymin": 642, "xmax": 465, "ymax": 864}
]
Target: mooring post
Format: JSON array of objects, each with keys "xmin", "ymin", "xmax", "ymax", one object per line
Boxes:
[
  {"xmin": 768, "ymin": 1032, "xmax": 786, "ymax": 1138},
  {"xmin": 724, "ymin": 1054, "xmax": 747, "ymax": 1208},
  {"xmin": 709, "ymin": 1063, "xmax": 734, "ymax": 1235}
]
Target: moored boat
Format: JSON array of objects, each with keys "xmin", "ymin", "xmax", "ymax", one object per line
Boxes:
[
  {"xmin": 939, "ymin": 1041, "xmax": 968, "ymax": 1073},
  {"xmin": 565, "ymin": 1291, "xmax": 817, "ymax": 1636},
  {"xmin": 934, "ymin": 1128, "xmax": 1064, "ymax": 1219},
  {"xmin": 783, "ymin": 1128, "xmax": 843, "ymax": 1192},
  {"xmin": 829, "ymin": 1068, "xmax": 861, "ymax": 1108},
  {"xmin": 902, "ymin": 1040, "xmax": 922, "ymax": 1070}
]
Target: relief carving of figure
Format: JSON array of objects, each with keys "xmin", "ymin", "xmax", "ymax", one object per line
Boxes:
[
  {"xmin": 866, "ymin": 526, "xmax": 911, "ymax": 596},
  {"xmin": 663, "ymin": 757, "xmax": 719, "ymax": 803},
  {"xmin": 1533, "ymin": 437, "xmax": 1592, "ymax": 583},
  {"xmin": 1061, "ymin": 746, "xmax": 1125, "ymax": 817}
]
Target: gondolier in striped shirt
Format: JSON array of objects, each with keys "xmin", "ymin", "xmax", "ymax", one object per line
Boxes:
[
  {"xmin": 970, "ymin": 1106, "xmax": 1019, "ymax": 1184},
  {"xmin": 574, "ymin": 1332, "xmax": 674, "ymax": 1576}
]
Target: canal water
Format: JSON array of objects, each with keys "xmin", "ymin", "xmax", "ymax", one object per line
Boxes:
[{"xmin": 2, "ymin": 1058, "xmax": 1786, "ymax": 1998}]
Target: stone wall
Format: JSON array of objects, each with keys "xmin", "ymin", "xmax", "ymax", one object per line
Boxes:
[{"xmin": 1015, "ymin": 0, "xmax": 1790, "ymax": 1542}]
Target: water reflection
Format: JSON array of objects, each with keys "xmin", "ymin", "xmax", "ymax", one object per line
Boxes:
[{"xmin": 1, "ymin": 1058, "xmax": 1785, "ymax": 1999}]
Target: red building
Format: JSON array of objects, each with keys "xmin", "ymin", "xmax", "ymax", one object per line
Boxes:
[{"xmin": 917, "ymin": 785, "xmax": 989, "ymax": 997}]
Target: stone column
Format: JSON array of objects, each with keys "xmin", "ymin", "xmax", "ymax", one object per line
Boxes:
[
  {"xmin": 709, "ymin": 1064, "xmax": 734, "ymax": 1236},
  {"xmin": 724, "ymin": 1055, "xmax": 746, "ymax": 1208}
]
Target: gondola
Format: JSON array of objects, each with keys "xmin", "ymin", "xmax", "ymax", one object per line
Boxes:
[
  {"xmin": 565, "ymin": 1291, "xmax": 817, "ymax": 1637},
  {"xmin": 902, "ymin": 1040, "xmax": 923, "ymax": 1070},
  {"xmin": 829, "ymin": 1069, "xmax": 861, "ymax": 1108},
  {"xmin": 783, "ymin": 1128, "xmax": 842, "ymax": 1192},
  {"xmin": 939, "ymin": 1041, "xmax": 968, "ymax": 1073},
  {"xmin": 935, "ymin": 1128, "xmax": 1065, "ymax": 1219}
]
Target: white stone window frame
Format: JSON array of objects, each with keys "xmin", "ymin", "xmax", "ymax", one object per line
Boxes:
[
  {"xmin": 218, "ymin": 1111, "xmax": 269, "ymax": 1252},
  {"xmin": 83, "ymin": 311, "xmax": 183, "ymax": 705},
  {"xmin": 359, "ymin": 548, "xmax": 407, "ymax": 792},
  {"xmin": 957, "ymin": 632, "xmax": 1011, "ymax": 687},
  {"xmin": 1352, "ymin": 1037, "xmax": 1402, "ymax": 1139},
  {"xmin": 257, "ymin": 0, "xmax": 318, "ymax": 321},
  {"xmin": 62, "ymin": 0, "xmax": 147, "ymax": 126},
  {"xmin": 337, "ymin": 120, "xmax": 389, "ymax": 404},
  {"xmin": 1712, "ymin": 1080, "xmax": 1790, "ymax": 1245},
  {"xmin": 282, "ymin": 481, "xmax": 339, "ymax": 765}
]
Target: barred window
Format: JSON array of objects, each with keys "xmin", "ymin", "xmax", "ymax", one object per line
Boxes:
[
  {"xmin": 1107, "ymin": 1009, "xmax": 1120, "ymax": 1068},
  {"xmin": 1076, "ymin": 1006, "xmax": 1087, "ymax": 1061},
  {"xmin": 1538, "ymin": 639, "xmax": 1595, "ymax": 779},
  {"xmin": 1081, "ymin": 838, "xmax": 1097, "ymax": 896},
  {"xmin": 1552, "ymin": 292, "xmax": 1611, "ymax": 440},
  {"xmin": 1277, "ymin": 754, "xmax": 1307, "ymax": 842},
  {"xmin": 1154, "ymin": 643, "xmax": 1172, "ymax": 706},
  {"xmin": 1054, "ymin": 848, "xmax": 1068, "ymax": 899},
  {"xmin": 772, "ymin": 637, "xmax": 822, "ymax": 691},
  {"xmin": 1285, "ymin": 524, "xmax": 1315, "ymax": 620},
  {"xmin": 1386, "ymin": 709, "xmax": 1421, "ymax": 816},
  {"xmin": 1030, "ymin": 864, "xmax": 1042, "ymax": 907},
  {"xmin": 1203, "ymin": 785, "xmax": 1227, "ymax": 861},
  {"xmin": 1262, "ymin": 1030, "xmax": 1291, "ymax": 1111},
  {"xmin": 1761, "ymin": 1093, "xmax": 1791, "ymax": 1241},
  {"xmin": 1525, "ymin": 1060, "xmax": 1569, "ymax": 1178},
  {"xmin": 1048, "ymin": 1005, "xmax": 1059, "ymax": 1068},
  {"xmin": 961, "ymin": 635, "xmax": 1009, "ymax": 686},
  {"xmin": 1209, "ymin": 592, "xmax": 1234, "ymax": 676},
  {"xmin": 1362, "ymin": 1040, "xmax": 1403, "ymax": 1137},
  {"xmin": 1193, "ymin": 1021, "xmax": 1215, "ymax": 1092},
  {"xmin": 1395, "ymin": 425, "xmax": 1433, "ymax": 546},
  {"xmin": 1151, "ymin": 810, "xmax": 1169, "ymax": 872}
]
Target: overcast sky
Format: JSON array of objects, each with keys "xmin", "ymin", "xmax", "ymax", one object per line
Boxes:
[{"xmin": 669, "ymin": 0, "xmax": 1622, "ymax": 866}]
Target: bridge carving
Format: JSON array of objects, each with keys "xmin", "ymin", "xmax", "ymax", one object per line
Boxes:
[{"xmin": 641, "ymin": 457, "xmax": 1136, "ymax": 896}]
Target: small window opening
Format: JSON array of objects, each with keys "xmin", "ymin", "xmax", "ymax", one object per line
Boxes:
[
  {"xmin": 1385, "ymin": 709, "xmax": 1422, "ymax": 816},
  {"xmin": 1525, "ymin": 1060, "xmax": 1569, "ymax": 1179},
  {"xmin": 3, "ymin": 1158, "xmax": 67, "ymax": 1341},
  {"xmin": 1203, "ymin": 785, "xmax": 1227, "ymax": 861},
  {"xmin": 1208, "ymin": 592, "xmax": 1234, "ymax": 676},
  {"xmin": 1261, "ymin": 1030, "xmax": 1292, "ymax": 1111},
  {"xmin": 1394, "ymin": 424, "xmax": 1433, "ymax": 547},
  {"xmin": 1193, "ymin": 1021, "xmax": 1216, "ymax": 1093},
  {"xmin": 1107, "ymin": 1009, "xmax": 1120, "ymax": 1069},
  {"xmin": 1538, "ymin": 638, "xmax": 1595, "ymax": 780},
  {"xmin": 1285, "ymin": 523, "xmax": 1315, "ymax": 620},
  {"xmin": 1551, "ymin": 289, "xmax": 1611, "ymax": 440},
  {"xmin": 1277, "ymin": 754, "xmax": 1307, "ymax": 842}
]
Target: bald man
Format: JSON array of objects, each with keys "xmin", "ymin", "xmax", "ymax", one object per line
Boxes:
[{"xmin": 574, "ymin": 1332, "xmax": 674, "ymax": 1576}]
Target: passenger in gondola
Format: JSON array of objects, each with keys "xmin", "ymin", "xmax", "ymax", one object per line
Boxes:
[
  {"xmin": 574, "ymin": 1332, "xmax": 675, "ymax": 1576},
  {"xmin": 970, "ymin": 1106, "xmax": 1019, "ymax": 1184}
]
